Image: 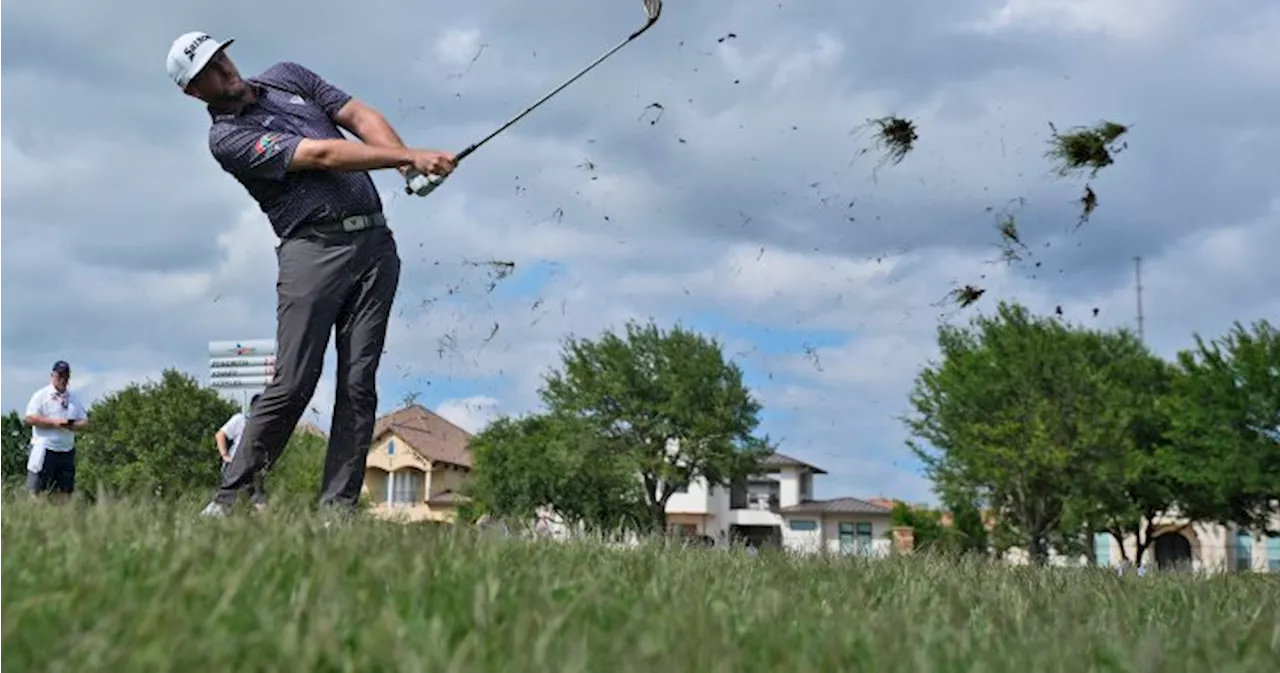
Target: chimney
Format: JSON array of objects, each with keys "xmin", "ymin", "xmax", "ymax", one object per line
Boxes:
[{"xmin": 892, "ymin": 526, "xmax": 915, "ymax": 554}]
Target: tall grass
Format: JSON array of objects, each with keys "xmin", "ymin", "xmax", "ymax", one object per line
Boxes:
[{"xmin": 3, "ymin": 495, "xmax": 1279, "ymax": 672}]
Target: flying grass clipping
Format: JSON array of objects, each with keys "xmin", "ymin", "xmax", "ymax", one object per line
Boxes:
[{"xmin": 1045, "ymin": 120, "xmax": 1129, "ymax": 227}]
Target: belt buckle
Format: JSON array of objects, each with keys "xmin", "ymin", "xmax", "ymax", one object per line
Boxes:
[{"xmin": 341, "ymin": 216, "xmax": 366, "ymax": 233}]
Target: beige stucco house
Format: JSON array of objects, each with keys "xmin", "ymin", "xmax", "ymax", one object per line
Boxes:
[{"xmin": 362, "ymin": 404, "xmax": 474, "ymax": 523}]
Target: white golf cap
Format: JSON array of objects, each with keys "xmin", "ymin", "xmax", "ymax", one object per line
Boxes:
[{"xmin": 166, "ymin": 31, "xmax": 235, "ymax": 89}]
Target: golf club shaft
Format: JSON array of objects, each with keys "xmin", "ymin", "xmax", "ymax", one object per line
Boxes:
[
  {"xmin": 457, "ymin": 33, "xmax": 642, "ymax": 163},
  {"xmin": 406, "ymin": 9, "xmax": 660, "ymax": 197}
]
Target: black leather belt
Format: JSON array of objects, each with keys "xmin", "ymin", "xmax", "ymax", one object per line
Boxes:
[{"xmin": 295, "ymin": 212, "xmax": 387, "ymax": 237}]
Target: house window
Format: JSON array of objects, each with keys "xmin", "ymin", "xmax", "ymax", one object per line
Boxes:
[
  {"xmin": 838, "ymin": 522, "xmax": 874, "ymax": 554},
  {"xmin": 856, "ymin": 522, "xmax": 873, "ymax": 550},
  {"xmin": 387, "ymin": 439, "xmax": 395, "ymax": 455},
  {"xmin": 1235, "ymin": 531, "xmax": 1253, "ymax": 572},
  {"xmin": 1268, "ymin": 534, "xmax": 1280, "ymax": 573},
  {"xmin": 1093, "ymin": 532, "xmax": 1111, "ymax": 567},
  {"xmin": 789, "ymin": 519, "xmax": 817, "ymax": 532},
  {"xmin": 390, "ymin": 469, "xmax": 422, "ymax": 506},
  {"xmin": 672, "ymin": 480, "xmax": 689, "ymax": 494}
]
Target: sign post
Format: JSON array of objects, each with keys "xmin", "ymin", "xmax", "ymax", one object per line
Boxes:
[{"xmin": 208, "ymin": 339, "xmax": 276, "ymax": 411}]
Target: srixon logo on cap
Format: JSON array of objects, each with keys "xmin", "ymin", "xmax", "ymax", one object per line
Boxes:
[{"xmin": 184, "ymin": 34, "xmax": 213, "ymax": 61}]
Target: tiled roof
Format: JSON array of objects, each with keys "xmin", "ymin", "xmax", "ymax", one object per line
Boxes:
[
  {"xmin": 760, "ymin": 452, "xmax": 828, "ymax": 475},
  {"xmin": 779, "ymin": 497, "xmax": 893, "ymax": 515},
  {"xmin": 372, "ymin": 404, "xmax": 474, "ymax": 468}
]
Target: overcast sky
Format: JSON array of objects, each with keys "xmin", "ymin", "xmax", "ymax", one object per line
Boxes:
[{"xmin": 3, "ymin": 0, "xmax": 1277, "ymax": 503}]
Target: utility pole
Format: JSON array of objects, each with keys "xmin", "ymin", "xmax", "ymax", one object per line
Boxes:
[{"xmin": 1134, "ymin": 256, "xmax": 1145, "ymax": 343}]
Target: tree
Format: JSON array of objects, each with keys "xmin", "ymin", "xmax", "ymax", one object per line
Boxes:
[
  {"xmin": 905, "ymin": 302, "xmax": 1137, "ymax": 565},
  {"xmin": 540, "ymin": 320, "xmax": 772, "ymax": 531},
  {"xmin": 462, "ymin": 413, "xmax": 647, "ymax": 532},
  {"xmin": 2, "ymin": 410, "xmax": 33, "ymax": 490},
  {"xmin": 75, "ymin": 369, "xmax": 239, "ymax": 499},
  {"xmin": 888, "ymin": 501, "xmax": 951, "ymax": 551},
  {"xmin": 1061, "ymin": 330, "xmax": 1181, "ymax": 568},
  {"xmin": 1166, "ymin": 320, "xmax": 1280, "ymax": 533},
  {"xmin": 263, "ymin": 428, "xmax": 329, "ymax": 505}
]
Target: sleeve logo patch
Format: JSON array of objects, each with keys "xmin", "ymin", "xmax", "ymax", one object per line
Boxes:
[{"xmin": 254, "ymin": 132, "xmax": 283, "ymax": 157}]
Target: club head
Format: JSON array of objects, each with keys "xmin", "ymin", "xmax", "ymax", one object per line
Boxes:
[{"xmin": 642, "ymin": 0, "xmax": 662, "ymax": 24}]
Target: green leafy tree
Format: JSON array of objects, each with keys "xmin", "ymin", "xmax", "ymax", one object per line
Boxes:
[
  {"xmin": 540, "ymin": 320, "xmax": 772, "ymax": 531},
  {"xmin": 463, "ymin": 413, "xmax": 647, "ymax": 532},
  {"xmin": 263, "ymin": 428, "xmax": 329, "ymax": 505},
  {"xmin": 2, "ymin": 410, "xmax": 34, "ymax": 490},
  {"xmin": 76, "ymin": 369, "xmax": 239, "ymax": 499},
  {"xmin": 1060, "ymin": 330, "xmax": 1181, "ymax": 567},
  {"xmin": 905, "ymin": 303, "xmax": 1135, "ymax": 566},
  {"xmin": 1166, "ymin": 320, "xmax": 1280, "ymax": 533},
  {"xmin": 888, "ymin": 501, "xmax": 951, "ymax": 551}
]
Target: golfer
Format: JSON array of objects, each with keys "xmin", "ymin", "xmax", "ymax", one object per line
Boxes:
[
  {"xmin": 165, "ymin": 32, "xmax": 456, "ymax": 516},
  {"xmin": 24, "ymin": 361, "xmax": 89, "ymax": 498},
  {"xmin": 215, "ymin": 394, "xmax": 267, "ymax": 508}
]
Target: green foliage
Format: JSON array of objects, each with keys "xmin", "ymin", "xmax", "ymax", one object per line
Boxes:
[
  {"xmin": 889, "ymin": 501, "xmax": 949, "ymax": 549},
  {"xmin": 1166, "ymin": 320, "xmax": 1280, "ymax": 532},
  {"xmin": 1062, "ymin": 331, "xmax": 1181, "ymax": 567},
  {"xmin": 75, "ymin": 369, "xmax": 239, "ymax": 499},
  {"xmin": 905, "ymin": 302, "xmax": 1157, "ymax": 565},
  {"xmin": 463, "ymin": 413, "xmax": 646, "ymax": 532},
  {"xmin": 2, "ymin": 410, "xmax": 33, "ymax": 489},
  {"xmin": 890, "ymin": 500, "xmax": 990, "ymax": 557},
  {"xmin": 264, "ymin": 430, "xmax": 329, "ymax": 504},
  {"xmin": 540, "ymin": 319, "xmax": 772, "ymax": 530}
]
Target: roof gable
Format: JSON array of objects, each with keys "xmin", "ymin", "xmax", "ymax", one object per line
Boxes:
[{"xmin": 373, "ymin": 404, "xmax": 473, "ymax": 468}]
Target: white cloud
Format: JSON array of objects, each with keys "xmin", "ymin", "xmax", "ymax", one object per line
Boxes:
[
  {"xmin": 436, "ymin": 395, "xmax": 502, "ymax": 434},
  {"xmin": 962, "ymin": 0, "xmax": 1195, "ymax": 42},
  {"xmin": 433, "ymin": 27, "xmax": 484, "ymax": 66}
]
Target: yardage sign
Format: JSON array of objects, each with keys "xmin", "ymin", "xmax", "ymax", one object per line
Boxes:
[{"xmin": 208, "ymin": 339, "xmax": 276, "ymax": 389}]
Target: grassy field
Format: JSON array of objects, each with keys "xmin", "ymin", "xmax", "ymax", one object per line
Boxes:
[{"xmin": 3, "ymin": 496, "xmax": 1279, "ymax": 672}]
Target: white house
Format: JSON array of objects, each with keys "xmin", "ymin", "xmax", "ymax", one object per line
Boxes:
[
  {"xmin": 994, "ymin": 509, "xmax": 1280, "ymax": 574},
  {"xmin": 663, "ymin": 452, "xmax": 894, "ymax": 555}
]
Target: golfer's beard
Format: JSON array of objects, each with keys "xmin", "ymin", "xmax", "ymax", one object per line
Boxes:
[{"xmin": 210, "ymin": 85, "xmax": 251, "ymax": 106}]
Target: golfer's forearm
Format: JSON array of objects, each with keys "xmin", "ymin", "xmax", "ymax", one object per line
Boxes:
[
  {"xmin": 290, "ymin": 139, "xmax": 412, "ymax": 173},
  {"xmin": 346, "ymin": 105, "xmax": 408, "ymax": 151}
]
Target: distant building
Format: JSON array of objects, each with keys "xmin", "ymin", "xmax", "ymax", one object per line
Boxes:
[{"xmin": 361, "ymin": 404, "xmax": 474, "ymax": 523}]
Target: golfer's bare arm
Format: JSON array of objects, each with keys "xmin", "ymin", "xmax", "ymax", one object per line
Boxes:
[
  {"xmin": 332, "ymin": 99, "xmax": 409, "ymax": 158},
  {"xmin": 288, "ymin": 138, "xmax": 414, "ymax": 173}
]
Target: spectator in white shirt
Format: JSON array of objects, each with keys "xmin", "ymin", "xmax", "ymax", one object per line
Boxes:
[
  {"xmin": 24, "ymin": 360, "xmax": 89, "ymax": 498},
  {"xmin": 215, "ymin": 394, "xmax": 266, "ymax": 508}
]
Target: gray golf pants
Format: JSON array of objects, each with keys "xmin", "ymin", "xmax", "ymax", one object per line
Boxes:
[{"xmin": 214, "ymin": 223, "xmax": 401, "ymax": 509}]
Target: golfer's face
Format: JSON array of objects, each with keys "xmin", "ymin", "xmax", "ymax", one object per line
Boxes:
[
  {"xmin": 190, "ymin": 51, "xmax": 249, "ymax": 102},
  {"xmin": 50, "ymin": 372, "xmax": 69, "ymax": 392}
]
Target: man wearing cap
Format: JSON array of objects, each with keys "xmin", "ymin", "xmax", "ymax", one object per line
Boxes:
[
  {"xmin": 165, "ymin": 32, "xmax": 456, "ymax": 517},
  {"xmin": 24, "ymin": 361, "xmax": 89, "ymax": 498}
]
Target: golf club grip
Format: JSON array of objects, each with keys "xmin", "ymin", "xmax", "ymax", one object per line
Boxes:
[{"xmin": 405, "ymin": 170, "xmax": 446, "ymax": 197}]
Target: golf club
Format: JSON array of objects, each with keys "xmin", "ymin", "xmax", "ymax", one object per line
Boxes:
[{"xmin": 405, "ymin": 0, "xmax": 663, "ymax": 197}]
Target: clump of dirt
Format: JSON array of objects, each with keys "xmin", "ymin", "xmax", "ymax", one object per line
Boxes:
[
  {"xmin": 1046, "ymin": 121, "xmax": 1128, "ymax": 178},
  {"xmin": 870, "ymin": 116, "xmax": 918, "ymax": 166},
  {"xmin": 949, "ymin": 285, "xmax": 986, "ymax": 308},
  {"xmin": 1077, "ymin": 185, "xmax": 1098, "ymax": 228}
]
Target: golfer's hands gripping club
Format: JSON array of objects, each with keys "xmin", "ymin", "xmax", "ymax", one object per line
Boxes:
[{"xmin": 403, "ymin": 149, "xmax": 457, "ymax": 197}]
